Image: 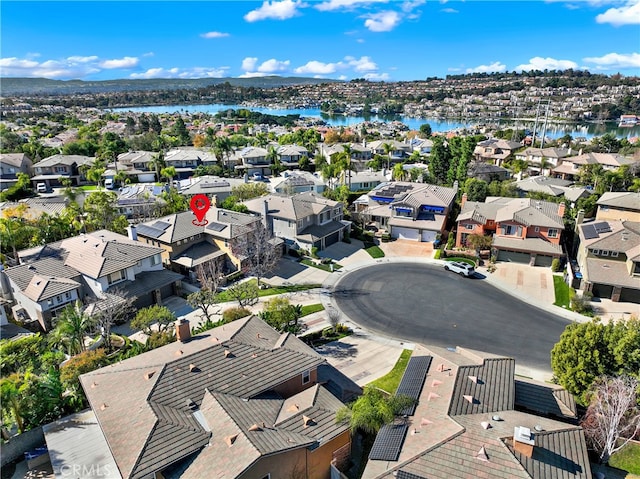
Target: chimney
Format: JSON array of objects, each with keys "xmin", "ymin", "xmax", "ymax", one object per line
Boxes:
[
  {"xmin": 453, "ymin": 180, "xmax": 459, "ymax": 194},
  {"xmin": 261, "ymin": 200, "xmax": 269, "ymax": 229},
  {"xmin": 513, "ymin": 426, "xmax": 535, "ymax": 458},
  {"xmin": 575, "ymin": 209, "xmax": 585, "ymax": 228},
  {"xmin": 176, "ymin": 319, "xmax": 191, "ymax": 342},
  {"xmin": 461, "ymin": 193, "xmax": 468, "ymax": 208},
  {"xmin": 557, "ymin": 202, "xmax": 566, "ymax": 218},
  {"xmin": 127, "ymin": 225, "xmax": 138, "ymax": 241}
]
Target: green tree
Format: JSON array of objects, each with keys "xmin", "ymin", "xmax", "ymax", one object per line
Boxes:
[
  {"xmin": 336, "ymin": 387, "xmax": 416, "ymax": 435},
  {"xmin": 0, "ymin": 172, "xmax": 33, "ymax": 202},
  {"xmin": 260, "ymin": 297, "xmax": 302, "ymax": 333},
  {"xmin": 1, "ymin": 373, "xmax": 26, "ymax": 432},
  {"xmin": 231, "ymin": 182, "xmax": 269, "ymax": 201},
  {"xmin": 428, "ymin": 136, "xmax": 451, "ymax": 184},
  {"xmin": 82, "ymin": 191, "xmax": 128, "ymax": 234},
  {"xmin": 53, "ymin": 301, "xmax": 95, "ymax": 356},
  {"xmin": 226, "ymin": 280, "xmax": 259, "ymax": 308},
  {"xmin": 419, "ymin": 123, "xmax": 432, "ymax": 137},
  {"xmin": 131, "ymin": 305, "xmax": 176, "ymax": 335},
  {"xmin": 266, "ymin": 145, "xmax": 281, "ymax": 174},
  {"xmin": 171, "ymin": 117, "xmax": 191, "ymax": 145},
  {"xmin": 160, "ymin": 187, "xmax": 189, "ymax": 216},
  {"xmin": 392, "ymin": 162, "xmax": 406, "ymax": 181},
  {"xmin": 464, "ymin": 178, "xmax": 488, "ymax": 202},
  {"xmin": 187, "ymin": 290, "xmax": 220, "ymax": 324},
  {"xmin": 86, "ymin": 166, "xmax": 105, "ymax": 189},
  {"xmin": 160, "ymin": 166, "xmax": 177, "ymax": 185},
  {"xmin": 220, "ymin": 195, "xmax": 249, "ymax": 213},
  {"xmin": 382, "ymin": 142, "xmax": 394, "ymax": 171},
  {"xmin": 550, "ymin": 317, "xmax": 640, "ymax": 404},
  {"xmin": 60, "ymin": 349, "xmax": 108, "ymax": 407},
  {"xmin": 466, "ymin": 233, "xmax": 493, "ymax": 252}
]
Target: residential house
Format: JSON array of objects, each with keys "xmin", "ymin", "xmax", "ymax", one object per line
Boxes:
[
  {"xmin": 342, "ymin": 170, "xmax": 387, "ymax": 192},
  {"xmin": 368, "ymin": 139, "xmax": 411, "ymax": 165},
  {"xmin": 552, "ymin": 152, "xmax": 637, "ymax": 181},
  {"xmin": 515, "ymin": 176, "xmax": 591, "ymax": 203},
  {"xmin": 277, "ymin": 144, "xmax": 309, "ymax": 169},
  {"xmin": 594, "ymin": 191, "xmax": 640, "ymax": 223},
  {"xmin": 575, "ymin": 220, "xmax": 640, "ymax": 303},
  {"xmin": 409, "ymin": 137, "xmax": 433, "ymax": 155},
  {"xmin": 134, "ymin": 208, "xmax": 261, "ymax": 279},
  {"xmin": 473, "ymin": 138, "xmax": 522, "ymax": 166},
  {"xmin": 320, "ymin": 143, "xmax": 373, "ymax": 172},
  {"xmin": 243, "ymin": 192, "xmax": 347, "ymax": 251},
  {"xmin": 230, "ymin": 146, "xmax": 272, "ymax": 177},
  {"xmin": 113, "ymin": 151, "xmax": 157, "ymax": 183},
  {"xmin": 269, "ymin": 171, "xmax": 326, "ymax": 195},
  {"xmin": 180, "ymin": 175, "xmax": 247, "ymax": 205},
  {"xmin": 4, "ymin": 230, "xmax": 175, "ymax": 330},
  {"xmin": 362, "ymin": 345, "xmax": 591, "ymax": 479},
  {"xmin": 31, "ymin": 154, "xmax": 94, "ymax": 188},
  {"xmin": 117, "ymin": 184, "xmax": 168, "ymax": 221},
  {"xmin": 467, "ymin": 161, "xmax": 510, "ymax": 182},
  {"xmin": 165, "ymin": 147, "xmax": 216, "ymax": 179},
  {"xmin": 44, "ymin": 316, "xmax": 355, "ymax": 479},
  {"xmin": 515, "ymin": 147, "xmax": 572, "ymax": 174},
  {"xmin": 456, "ymin": 196, "xmax": 565, "ymax": 266},
  {"xmin": 356, "ymin": 182, "xmax": 456, "ymax": 242},
  {"xmin": 0, "ymin": 153, "xmax": 33, "ymax": 191}
]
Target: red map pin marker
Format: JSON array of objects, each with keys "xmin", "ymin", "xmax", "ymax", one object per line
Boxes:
[{"xmin": 190, "ymin": 194, "xmax": 210, "ymax": 226}]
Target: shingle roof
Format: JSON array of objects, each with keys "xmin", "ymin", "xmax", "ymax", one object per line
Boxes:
[
  {"xmin": 23, "ymin": 274, "xmax": 80, "ymax": 302},
  {"xmin": 5, "ymin": 257, "xmax": 79, "ymax": 291},
  {"xmin": 458, "ymin": 197, "xmax": 563, "ymax": 229},
  {"xmin": 244, "ymin": 192, "xmax": 340, "ymax": 222},
  {"xmin": 597, "ymin": 191, "xmax": 640, "ymax": 210},
  {"xmin": 514, "ymin": 379, "xmax": 577, "ymax": 420},
  {"xmin": 0, "ymin": 153, "xmax": 30, "ymax": 167},
  {"xmin": 137, "ymin": 212, "xmax": 204, "ymax": 244},
  {"xmin": 80, "ymin": 316, "xmax": 333, "ymax": 479},
  {"xmin": 492, "ymin": 236, "xmax": 563, "ymax": 255},
  {"xmin": 36, "ymin": 154, "xmax": 94, "ymax": 167}
]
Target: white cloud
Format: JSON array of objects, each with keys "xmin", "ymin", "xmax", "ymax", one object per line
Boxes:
[
  {"xmin": 295, "ymin": 60, "xmax": 342, "ymax": 74},
  {"xmin": 244, "ymin": 0, "xmax": 306, "ymax": 22},
  {"xmin": 130, "ymin": 67, "xmax": 228, "ymax": 79},
  {"xmin": 239, "ymin": 71, "xmax": 271, "ymax": 78},
  {"xmin": 441, "ymin": 7, "xmax": 458, "ymax": 13},
  {"xmin": 596, "ymin": 0, "xmax": 640, "ymax": 25},
  {"xmin": 0, "ymin": 56, "xmax": 100, "ymax": 78},
  {"xmin": 201, "ymin": 31, "xmax": 230, "ymax": 38},
  {"xmin": 363, "ymin": 10, "xmax": 401, "ymax": 31},
  {"xmin": 515, "ymin": 56, "xmax": 579, "ymax": 71},
  {"xmin": 67, "ymin": 55, "xmax": 99, "ymax": 63},
  {"xmin": 466, "ymin": 61, "xmax": 506, "ymax": 73},
  {"xmin": 257, "ymin": 58, "xmax": 290, "ymax": 73},
  {"xmin": 142, "ymin": 52, "xmax": 154, "ymax": 57},
  {"xmin": 402, "ymin": 0, "xmax": 425, "ymax": 12},
  {"xmin": 356, "ymin": 38, "xmax": 365, "ymax": 43},
  {"xmin": 583, "ymin": 52, "xmax": 640, "ymax": 69},
  {"xmin": 447, "ymin": 67, "xmax": 462, "ymax": 72},
  {"xmin": 346, "ymin": 55, "xmax": 378, "ymax": 71},
  {"xmin": 338, "ymin": 75, "xmax": 348, "ymax": 80},
  {"xmin": 241, "ymin": 57, "xmax": 258, "ymax": 71},
  {"xmin": 316, "ymin": 0, "xmax": 387, "ymax": 12},
  {"xmin": 100, "ymin": 57, "xmax": 139, "ymax": 69},
  {"xmin": 364, "ymin": 72, "xmax": 389, "ymax": 81}
]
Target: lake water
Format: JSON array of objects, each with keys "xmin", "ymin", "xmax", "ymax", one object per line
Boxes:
[{"xmin": 111, "ymin": 103, "xmax": 640, "ymax": 140}]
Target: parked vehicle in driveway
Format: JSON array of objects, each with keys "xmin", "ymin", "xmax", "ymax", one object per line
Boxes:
[
  {"xmin": 36, "ymin": 182, "xmax": 49, "ymax": 193},
  {"xmin": 444, "ymin": 261, "xmax": 475, "ymax": 277}
]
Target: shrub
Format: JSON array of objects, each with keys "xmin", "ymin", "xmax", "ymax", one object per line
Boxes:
[
  {"xmin": 311, "ymin": 246, "xmax": 319, "ymax": 259},
  {"xmin": 446, "ymin": 233, "xmax": 455, "ymax": 250},
  {"xmin": 570, "ymin": 290, "xmax": 592, "ymax": 314},
  {"xmin": 551, "ymin": 258, "xmax": 561, "ymax": 272},
  {"xmin": 434, "ymin": 249, "xmax": 442, "ymax": 259},
  {"xmin": 222, "ymin": 307, "xmax": 252, "ymax": 323},
  {"xmin": 146, "ymin": 331, "xmax": 176, "ymax": 349},
  {"xmin": 321, "ymin": 257, "xmax": 332, "ymax": 264},
  {"xmin": 381, "ymin": 233, "xmax": 391, "ymax": 242},
  {"xmin": 60, "ymin": 349, "xmax": 108, "ymax": 393}
]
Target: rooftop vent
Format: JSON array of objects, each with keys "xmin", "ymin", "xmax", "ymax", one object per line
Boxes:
[
  {"xmin": 481, "ymin": 421, "xmax": 491, "ymax": 430},
  {"xmin": 100, "ymin": 403, "xmax": 108, "ymax": 410},
  {"xmin": 224, "ymin": 349, "xmax": 234, "ymax": 358},
  {"xmin": 287, "ymin": 404, "xmax": 300, "ymax": 412},
  {"xmin": 475, "ymin": 445, "xmax": 489, "ymax": 462},
  {"xmin": 186, "ymin": 399, "xmax": 197, "ymax": 410},
  {"xmin": 144, "ymin": 371, "xmax": 155, "ymax": 380},
  {"xmin": 302, "ymin": 415, "xmax": 316, "ymax": 428},
  {"xmin": 513, "ymin": 426, "xmax": 535, "ymax": 458},
  {"xmin": 248, "ymin": 423, "xmax": 262, "ymax": 432},
  {"xmin": 91, "ymin": 381, "xmax": 98, "ymax": 388},
  {"xmin": 225, "ymin": 434, "xmax": 238, "ymax": 447},
  {"xmin": 189, "ymin": 364, "xmax": 200, "ymax": 373}
]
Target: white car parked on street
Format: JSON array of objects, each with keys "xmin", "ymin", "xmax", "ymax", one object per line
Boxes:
[{"xmin": 444, "ymin": 261, "xmax": 475, "ymax": 277}]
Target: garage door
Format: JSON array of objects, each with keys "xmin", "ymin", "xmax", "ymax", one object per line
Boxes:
[
  {"xmin": 620, "ymin": 287, "xmax": 640, "ymax": 304},
  {"xmin": 592, "ymin": 283, "xmax": 614, "ymax": 299},
  {"xmin": 324, "ymin": 231, "xmax": 340, "ymax": 248},
  {"xmin": 534, "ymin": 255, "xmax": 554, "ymax": 267},
  {"xmin": 392, "ymin": 226, "xmax": 420, "ymax": 241},
  {"xmin": 421, "ymin": 230, "xmax": 437, "ymax": 242},
  {"xmin": 497, "ymin": 249, "xmax": 531, "ymax": 264}
]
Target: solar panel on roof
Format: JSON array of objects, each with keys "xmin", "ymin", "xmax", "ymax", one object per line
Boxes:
[
  {"xmin": 152, "ymin": 221, "xmax": 172, "ymax": 231},
  {"xmin": 582, "ymin": 224, "xmax": 599, "ymax": 240},
  {"xmin": 396, "ymin": 356, "xmax": 432, "ymax": 416},
  {"xmin": 136, "ymin": 225, "xmax": 164, "ymax": 239},
  {"xmin": 206, "ymin": 222, "xmax": 227, "ymax": 232},
  {"xmin": 369, "ymin": 423, "xmax": 408, "ymax": 461},
  {"xmin": 152, "ymin": 186, "xmax": 164, "ymax": 195},
  {"xmin": 397, "ymin": 471, "xmax": 427, "ymax": 479},
  {"xmin": 594, "ymin": 222, "xmax": 612, "ymax": 233}
]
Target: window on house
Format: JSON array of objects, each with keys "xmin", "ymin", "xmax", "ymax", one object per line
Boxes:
[
  {"xmin": 465, "ymin": 224, "xmax": 474, "ymax": 230},
  {"xmin": 55, "ymin": 166, "xmax": 66, "ymax": 173},
  {"xmin": 591, "ymin": 249, "xmax": 600, "ymax": 256},
  {"xmin": 107, "ymin": 270, "xmax": 125, "ymax": 285},
  {"xmin": 535, "ymin": 227, "xmax": 540, "ymax": 232},
  {"xmin": 65, "ymin": 292, "xmax": 71, "ymax": 300},
  {"xmin": 302, "ymin": 370, "xmax": 310, "ymax": 385},
  {"xmin": 611, "ymin": 251, "xmax": 619, "ymax": 258},
  {"xmin": 548, "ymin": 228, "xmax": 558, "ymax": 238},
  {"xmin": 602, "ymin": 250, "xmax": 609, "ymax": 256},
  {"xmin": 151, "ymin": 254, "xmax": 161, "ymax": 266}
]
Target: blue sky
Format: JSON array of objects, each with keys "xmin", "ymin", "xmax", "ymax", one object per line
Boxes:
[{"xmin": 1, "ymin": 0, "xmax": 639, "ymax": 81}]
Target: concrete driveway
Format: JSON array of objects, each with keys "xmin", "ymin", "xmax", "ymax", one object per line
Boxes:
[
  {"xmin": 487, "ymin": 262, "xmax": 556, "ymax": 305},
  {"xmin": 379, "ymin": 239, "xmax": 434, "ymax": 258}
]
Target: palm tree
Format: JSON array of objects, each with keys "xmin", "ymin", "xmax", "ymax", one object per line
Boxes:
[
  {"xmin": 54, "ymin": 302, "xmax": 95, "ymax": 356},
  {"xmin": 160, "ymin": 166, "xmax": 177, "ymax": 185},
  {"xmin": 392, "ymin": 163, "xmax": 406, "ymax": 181},
  {"xmin": 338, "ymin": 144, "xmax": 355, "ymax": 189},
  {"xmin": 0, "ymin": 373, "xmax": 25, "ymax": 433},
  {"xmin": 266, "ymin": 145, "xmax": 281, "ymax": 175},
  {"xmin": 150, "ymin": 150, "xmax": 166, "ymax": 183},
  {"xmin": 86, "ymin": 167, "xmax": 105, "ymax": 189},
  {"xmin": 382, "ymin": 142, "xmax": 394, "ymax": 171},
  {"xmin": 214, "ymin": 136, "xmax": 233, "ymax": 175}
]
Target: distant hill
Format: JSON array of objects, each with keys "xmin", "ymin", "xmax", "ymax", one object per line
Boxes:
[{"xmin": 0, "ymin": 76, "xmax": 342, "ymax": 96}]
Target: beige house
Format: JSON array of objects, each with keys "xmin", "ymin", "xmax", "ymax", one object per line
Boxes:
[{"xmin": 43, "ymin": 316, "xmax": 355, "ymax": 479}]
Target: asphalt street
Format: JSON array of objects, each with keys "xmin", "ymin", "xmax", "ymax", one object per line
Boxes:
[{"xmin": 332, "ymin": 262, "xmax": 571, "ymax": 372}]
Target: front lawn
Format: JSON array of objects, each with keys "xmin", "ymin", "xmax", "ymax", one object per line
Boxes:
[
  {"xmin": 609, "ymin": 442, "xmax": 640, "ymax": 475},
  {"xmin": 78, "ymin": 185, "xmax": 98, "ymax": 191},
  {"xmin": 368, "ymin": 349, "xmax": 413, "ymax": 394},
  {"xmin": 301, "ymin": 259, "xmax": 343, "ymax": 272},
  {"xmin": 216, "ymin": 280, "xmax": 322, "ymax": 302},
  {"xmin": 300, "ymin": 303, "xmax": 324, "ymax": 317},
  {"xmin": 365, "ymin": 244, "xmax": 385, "ymax": 258},
  {"xmin": 553, "ymin": 275, "xmax": 571, "ymax": 308}
]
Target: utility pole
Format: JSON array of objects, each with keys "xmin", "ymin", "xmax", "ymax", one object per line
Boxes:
[
  {"xmin": 540, "ymin": 100, "xmax": 551, "ymax": 148},
  {"xmin": 531, "ymin": 100, "xmax": 541, "ymax": 148}
]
